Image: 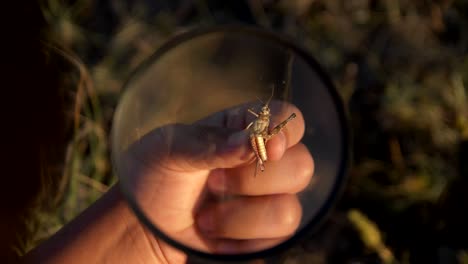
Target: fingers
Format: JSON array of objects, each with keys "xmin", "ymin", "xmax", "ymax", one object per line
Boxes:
[
  {"xmin": 197, "ymin": 100, "xmax": 305, "ymax": 149},
  {"xmin": 207, "ymin": 143, "xmax": 314, "ymax": 195},
  {"xmin": 197, "ymin": 194, "xmax": 302, "ymax": 240},
  {"xmin": 125, "ymin": 101, "xmax": 304, "ymax": 172},
  {"xmin": 126, "ymin": 124, "xmax": 253, "ymax": 172}
]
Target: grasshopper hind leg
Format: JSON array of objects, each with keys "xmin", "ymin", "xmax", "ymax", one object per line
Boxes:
[{"xmin": 265, "ymin": 113, "xmax": 297, "ymax": 141}]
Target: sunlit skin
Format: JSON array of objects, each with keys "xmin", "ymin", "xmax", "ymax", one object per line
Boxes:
[{"xmin": 25, "ymin": 101, "xmax": 314, "ymax": 264}]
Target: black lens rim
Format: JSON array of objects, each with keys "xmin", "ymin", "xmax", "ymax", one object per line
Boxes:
[{"xmin": 113, "ymin": 25, "xmax": 350, "ymax": 262}]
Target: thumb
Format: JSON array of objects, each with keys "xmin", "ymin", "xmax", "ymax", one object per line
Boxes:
[
  {"xmin": 129, "ymin": 124, "xmax": 252, "ymax": 172},
  {"xmin": 119, "ymin": 124, "xmax": 252, "ymax": 233}
]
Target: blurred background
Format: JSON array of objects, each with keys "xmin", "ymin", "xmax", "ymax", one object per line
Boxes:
[{"xmin": 18, "ymin": 0, "xmax": 468, "ymax": 263}]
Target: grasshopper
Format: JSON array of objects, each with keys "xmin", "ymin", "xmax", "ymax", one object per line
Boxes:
[{"xmin": 245, "ymin": 90, "xmax": 296, "ymax": 177}]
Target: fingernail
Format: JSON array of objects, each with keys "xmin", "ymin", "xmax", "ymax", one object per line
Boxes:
[{"xmin": 279, "ymin": 132, "xmax": 287, "ymax": 155}]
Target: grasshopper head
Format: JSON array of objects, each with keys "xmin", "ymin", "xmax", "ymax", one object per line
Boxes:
[
  {"xmin": 260, "ymin": 105, "xmax": 271, "ymax": 116},
  {"xmin": 257, "ymin": 85, "xmax": 274, "ymax": 117}
]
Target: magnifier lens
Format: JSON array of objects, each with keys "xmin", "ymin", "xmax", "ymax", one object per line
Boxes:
[{"xmin": 112, "ymin": 27, "xmax": 348, "ymax": 260}]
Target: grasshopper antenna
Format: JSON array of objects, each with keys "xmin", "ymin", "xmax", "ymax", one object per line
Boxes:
[
  {"xmin": 255, "ymin": 95, "xmax": 265, "ymax": 105},
  {"xmin": 266, "ymin": 85, "xmax": 275, "ymax": 106}
]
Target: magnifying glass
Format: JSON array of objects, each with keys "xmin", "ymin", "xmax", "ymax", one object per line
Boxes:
[{"xmin": 111, "ymin": 26, "xmax": 349, "ymax": 262}]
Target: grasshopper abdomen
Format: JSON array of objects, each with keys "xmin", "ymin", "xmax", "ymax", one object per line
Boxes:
[
  {"xmin": 245, "ymin": 88, "xmax": 296, "ymax": 177},
  {"xmin": 253, "ymin": 135, "xmax": 267, "ymax": 162},
  {"xmin": 250, "ymin": 134, "xmax": 266, "ymax": 175}
]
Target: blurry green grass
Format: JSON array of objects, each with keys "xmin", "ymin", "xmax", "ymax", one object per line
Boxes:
[{"xmin": 35, "ymin": 0, "xmax": 468, "ymax": 263}]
